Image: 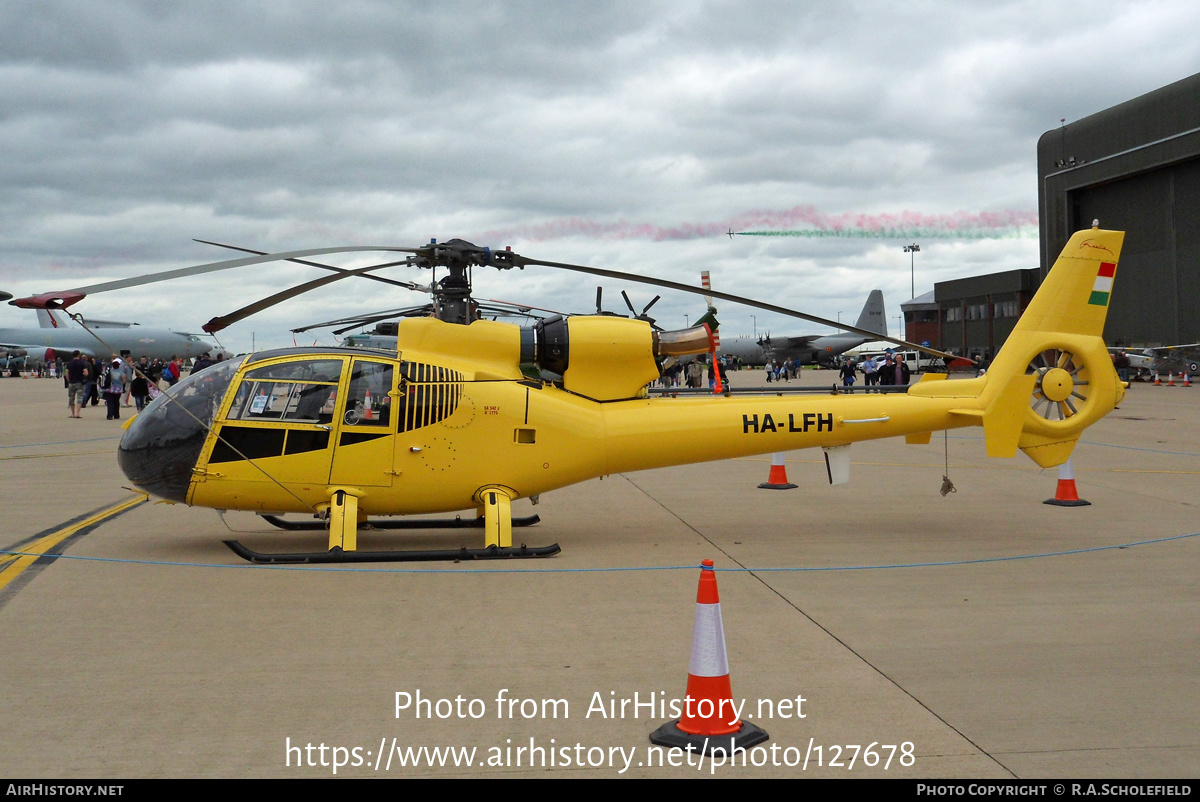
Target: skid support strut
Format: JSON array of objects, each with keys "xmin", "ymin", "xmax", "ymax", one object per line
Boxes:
[
  {"xmin": 478, "ymin": 486, "xmax": 517, "ymax": 548},
  {"xmin": 327, "ymin": 489, "xmax": 362, "ymax": 552}
]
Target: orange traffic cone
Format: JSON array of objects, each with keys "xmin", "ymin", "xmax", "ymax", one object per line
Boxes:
[
  {"xmin": 758, "ymin": 452, "xmax": 797, "ymax": 490},
  {"xmin": 1168, "ymin": 372, "xmax": 1176, "ymax": 387},
  {"xmin": 363, "ymin": 388, "xmax": 374, "ymax": 420},
  {"xmin": 1184, "ymin": 373, "xmax": 1192, "ymax": 388},
  {"xmin": 649, "ymin": 560, "xmax": 768, "ymax": 756},
  {"xmin": 1044, "ymin": 458, "xmax": 1090, "ymax": 507},
  {"xmin": 1153, "ymin": 372, "xmax": 1162, "ymax": 386}
]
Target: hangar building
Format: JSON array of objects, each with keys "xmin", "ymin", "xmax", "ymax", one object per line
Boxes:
[
  {"xmin": 1039, "ymin": 72, "xmax": 1200, "ymax": 347},
  {"xmin": 903, "ymin": 72, "xmax": 1200, "ymax": 354}
]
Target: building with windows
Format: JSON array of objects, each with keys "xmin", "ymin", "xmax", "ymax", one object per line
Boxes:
[{"xmin": 902, "ymin": 268, "xmax": 1039, "ymax": 360}]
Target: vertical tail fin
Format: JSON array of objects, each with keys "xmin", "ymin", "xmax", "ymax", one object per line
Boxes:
[
  {"xmin": 36, "ymin": 309, "xmax": 71, "ymax": 329},
  {"xmin": 854, "ymin": 289, "xmax": 887, "ymax": 336},
  {"xmin": 975, "ymin": 225, "xmax": 1125, "ymax": 466},
  {"xmin": 1007, "ymin": 227, "xmax": 1123, "ymax": 340}
]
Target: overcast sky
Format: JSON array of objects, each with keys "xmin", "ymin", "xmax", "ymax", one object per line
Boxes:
[{"xmin": 2, "ymin": 0, "xmax": 1198, "ymax": 353}]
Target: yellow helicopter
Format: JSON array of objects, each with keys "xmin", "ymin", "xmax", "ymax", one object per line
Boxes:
[{"xmin": 18, "ymin": 226, "xmax": 1125, "ymax": 562}]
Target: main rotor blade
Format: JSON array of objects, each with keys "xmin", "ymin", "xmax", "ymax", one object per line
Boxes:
[
  {"xmin": 294, "ymin": 308, "xmax": 418, "ymax": 334},
  {"xmin": 297, "ymin": 297, "xmax": 557, "ymax": 336},
  {"xmin": 195, "ymin": 239, "xmax": 428, "ymax": 293},
  {"xmin": 330, "ymin": 306, "xmax": 437, "ymax": 335},
  {"xmin": 49, "ymin": 239, "xmax": 965, "ymax": 362},
  {"xmin": 476, "ymin": 297, "xmax": 565, "ymax": 317},
  {"xmin": 66, "ymin": 245, "xmax": 427, "ymax": 295},
  {"xmin": 513, "ymin": 255, "xmax": 966, "ymax": 363},
  {"xmin": 202, "ymin": 259, "xmax": 409, "ymax": 334}
]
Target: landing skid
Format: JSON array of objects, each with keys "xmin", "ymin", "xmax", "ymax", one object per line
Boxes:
[
  {"xmin": 258, "ymin": 513, "xmax": 542, "ymax": 531},
  {"xmin": 232, "ymin": 488, "xmax": 552, "ymax": 563},
  {"xmin": 223, "ymin": 540, "xmax": 561, "ymax": 564}
]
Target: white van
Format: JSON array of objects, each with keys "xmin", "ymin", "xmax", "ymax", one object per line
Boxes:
[{"xmin": 854, "ymin": 349, "xmax": 939, "ymax": 374}]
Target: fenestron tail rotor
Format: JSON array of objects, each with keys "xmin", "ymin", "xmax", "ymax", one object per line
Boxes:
[{"xmin": 1027, "ymin": 348, "xmax": 1091, "ymax": 422}]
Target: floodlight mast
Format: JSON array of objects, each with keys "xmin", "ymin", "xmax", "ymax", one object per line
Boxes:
[{"xmin": 904, "ymin": 243, "xmax": 920, "ymax": 300}]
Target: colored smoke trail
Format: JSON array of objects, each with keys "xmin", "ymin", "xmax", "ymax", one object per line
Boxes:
[
  {"xmin": 482, "ymin": 206, "xmax": 1037, "ymax": 242},
  {"xmin": 735, "ymin": 226, "xmax": 1037, "ymax": 240}
]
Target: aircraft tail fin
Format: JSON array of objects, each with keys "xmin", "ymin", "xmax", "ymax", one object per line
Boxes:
[
  {"xmin": 979, "ymin": 225, "xmax": 1125, "ymax": 466},
  {"xmin": 921, "ymin": 226, "xmax": 1125, "ymax": 466},
  {"xmin": 36, "ymin": 309, "xmax": 71, "ymax": 329},
  {"xmin": 854, "ymin": 290, "xmax": 886, "ymax": 336}
]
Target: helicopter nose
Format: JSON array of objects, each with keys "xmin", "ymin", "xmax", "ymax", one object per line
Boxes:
[
  {"xmin": 118, "ymin": 357, "xmax": 242, "ymax": 502},
  {"xmin": 118, "ymin": 396, "xmax": 209, "ymax": 503}
]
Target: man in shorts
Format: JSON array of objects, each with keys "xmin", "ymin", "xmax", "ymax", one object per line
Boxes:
[{"xmin": 65, "ymin": 350, "xmax": 89, "ymax": 418}]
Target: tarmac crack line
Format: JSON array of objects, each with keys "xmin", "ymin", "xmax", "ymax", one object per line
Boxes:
[{"xmin": 617, "ymin": 472, "xmax": 1018, "ymax": 779}]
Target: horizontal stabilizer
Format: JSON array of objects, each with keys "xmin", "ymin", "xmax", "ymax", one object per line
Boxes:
[
  {"xmin": 947, "ymin": 374, "xmax": 1034, "ymax": 457},
  {"xmin": 981, "ymin": 374, "xmax": 1036, "ymax": 458}
]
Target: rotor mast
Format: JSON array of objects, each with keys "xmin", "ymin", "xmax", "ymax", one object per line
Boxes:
[{"xmin": 411, "ymin": 238, "xmax": 518, "ymax": 326}]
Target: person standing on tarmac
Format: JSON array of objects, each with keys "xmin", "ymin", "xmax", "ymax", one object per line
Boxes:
[
  {"xmin": 81, "ymin": 356, "xmax": 101, "ymax": 407},
  {"xmin": 839, "ymin": 359, "xmax": 857, "ymax": 390},
  {"xmin": 65, "ymin": 350, "xmax": 89, "ymax": 418},
  {"xmin": 861, "ymin": 355, "xmax": 878, "ymax": 392},
  {"xmin": 102, "ymin": 357, "xmax": 126, "ymax": 420}
]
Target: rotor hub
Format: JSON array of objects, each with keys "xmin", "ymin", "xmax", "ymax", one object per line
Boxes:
[{"xmin": 1040, "ymin": 367, "xmax": 1073, "ymax": 402}]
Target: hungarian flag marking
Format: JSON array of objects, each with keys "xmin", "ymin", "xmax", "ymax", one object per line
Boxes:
[{"xmin": 1088, "ymin": 262, "xmax": 1116, "ymax": 306}]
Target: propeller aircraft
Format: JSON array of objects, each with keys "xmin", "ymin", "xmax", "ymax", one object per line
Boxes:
[
  {"xmin": 718, "ymin": 289, "xmax": 888, "ymax": 367},
  {"xmin": 14, "ymin": 226, "xmax": 1126, "ymax": 563}
]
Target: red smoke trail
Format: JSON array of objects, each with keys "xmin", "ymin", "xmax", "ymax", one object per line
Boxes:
[{"xmin": 481, "ymin": 206, "xmax": 1037, "ymax": 242}]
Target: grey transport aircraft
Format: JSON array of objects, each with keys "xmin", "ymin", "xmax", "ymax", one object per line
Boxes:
[
  {"xmin": 718, "ymin": 290, "xmax": 888, "ymax": 366},
  {"xmin": 0, "ymin": 308, "xmax": 228, "ymax": 367}
]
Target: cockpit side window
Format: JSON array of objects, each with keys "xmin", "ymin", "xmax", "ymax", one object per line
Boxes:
[
  {"xmin": 342, "ymin": 361, "xmax": 393, "ymax": 427},
  {"xmin": 226, "ymin": 359, "xmax": 344, "ymax": 424}
]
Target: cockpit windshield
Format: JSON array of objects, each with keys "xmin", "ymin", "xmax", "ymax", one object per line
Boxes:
[{"xmin": 117, "ymin": 356, "xmax": 246, "ymax": 502}]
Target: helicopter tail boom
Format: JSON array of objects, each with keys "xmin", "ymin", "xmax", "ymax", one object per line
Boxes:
[{"xmin": 600, "ymin": 226, "xmax": 1125, "ymax": 474}]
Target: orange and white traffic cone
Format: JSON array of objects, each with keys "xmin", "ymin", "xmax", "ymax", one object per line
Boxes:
[
  {"xmin": 1153, "ymin": 372, "xmax": 1162, "ymax": 386},
  {"xmin": 1168, "ymin": 372, "xmax": 1176, "ymax": 387},
  {"xmin": 758, "ymin": 452, "xmax": 797, "ymax": 490},
  {"xmin": 1184, "ymin": 373, "xmax": 1192, "ymax": 388},
  {"xmin": 649, "ymin": 560, "xmax": 768, "ymax": 756},
  {"xmin": 1043, "ymin": 458, "xmax": 1090, "ymax": 507},
  {"xmin": 363, "ymin": 388, "xmax": 374, "ymax": 420}
]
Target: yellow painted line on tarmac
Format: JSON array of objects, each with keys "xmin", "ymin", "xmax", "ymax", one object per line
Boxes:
[{"xmin": 0, "ymin": 493, "xmax": 148, "ymax": 593}]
